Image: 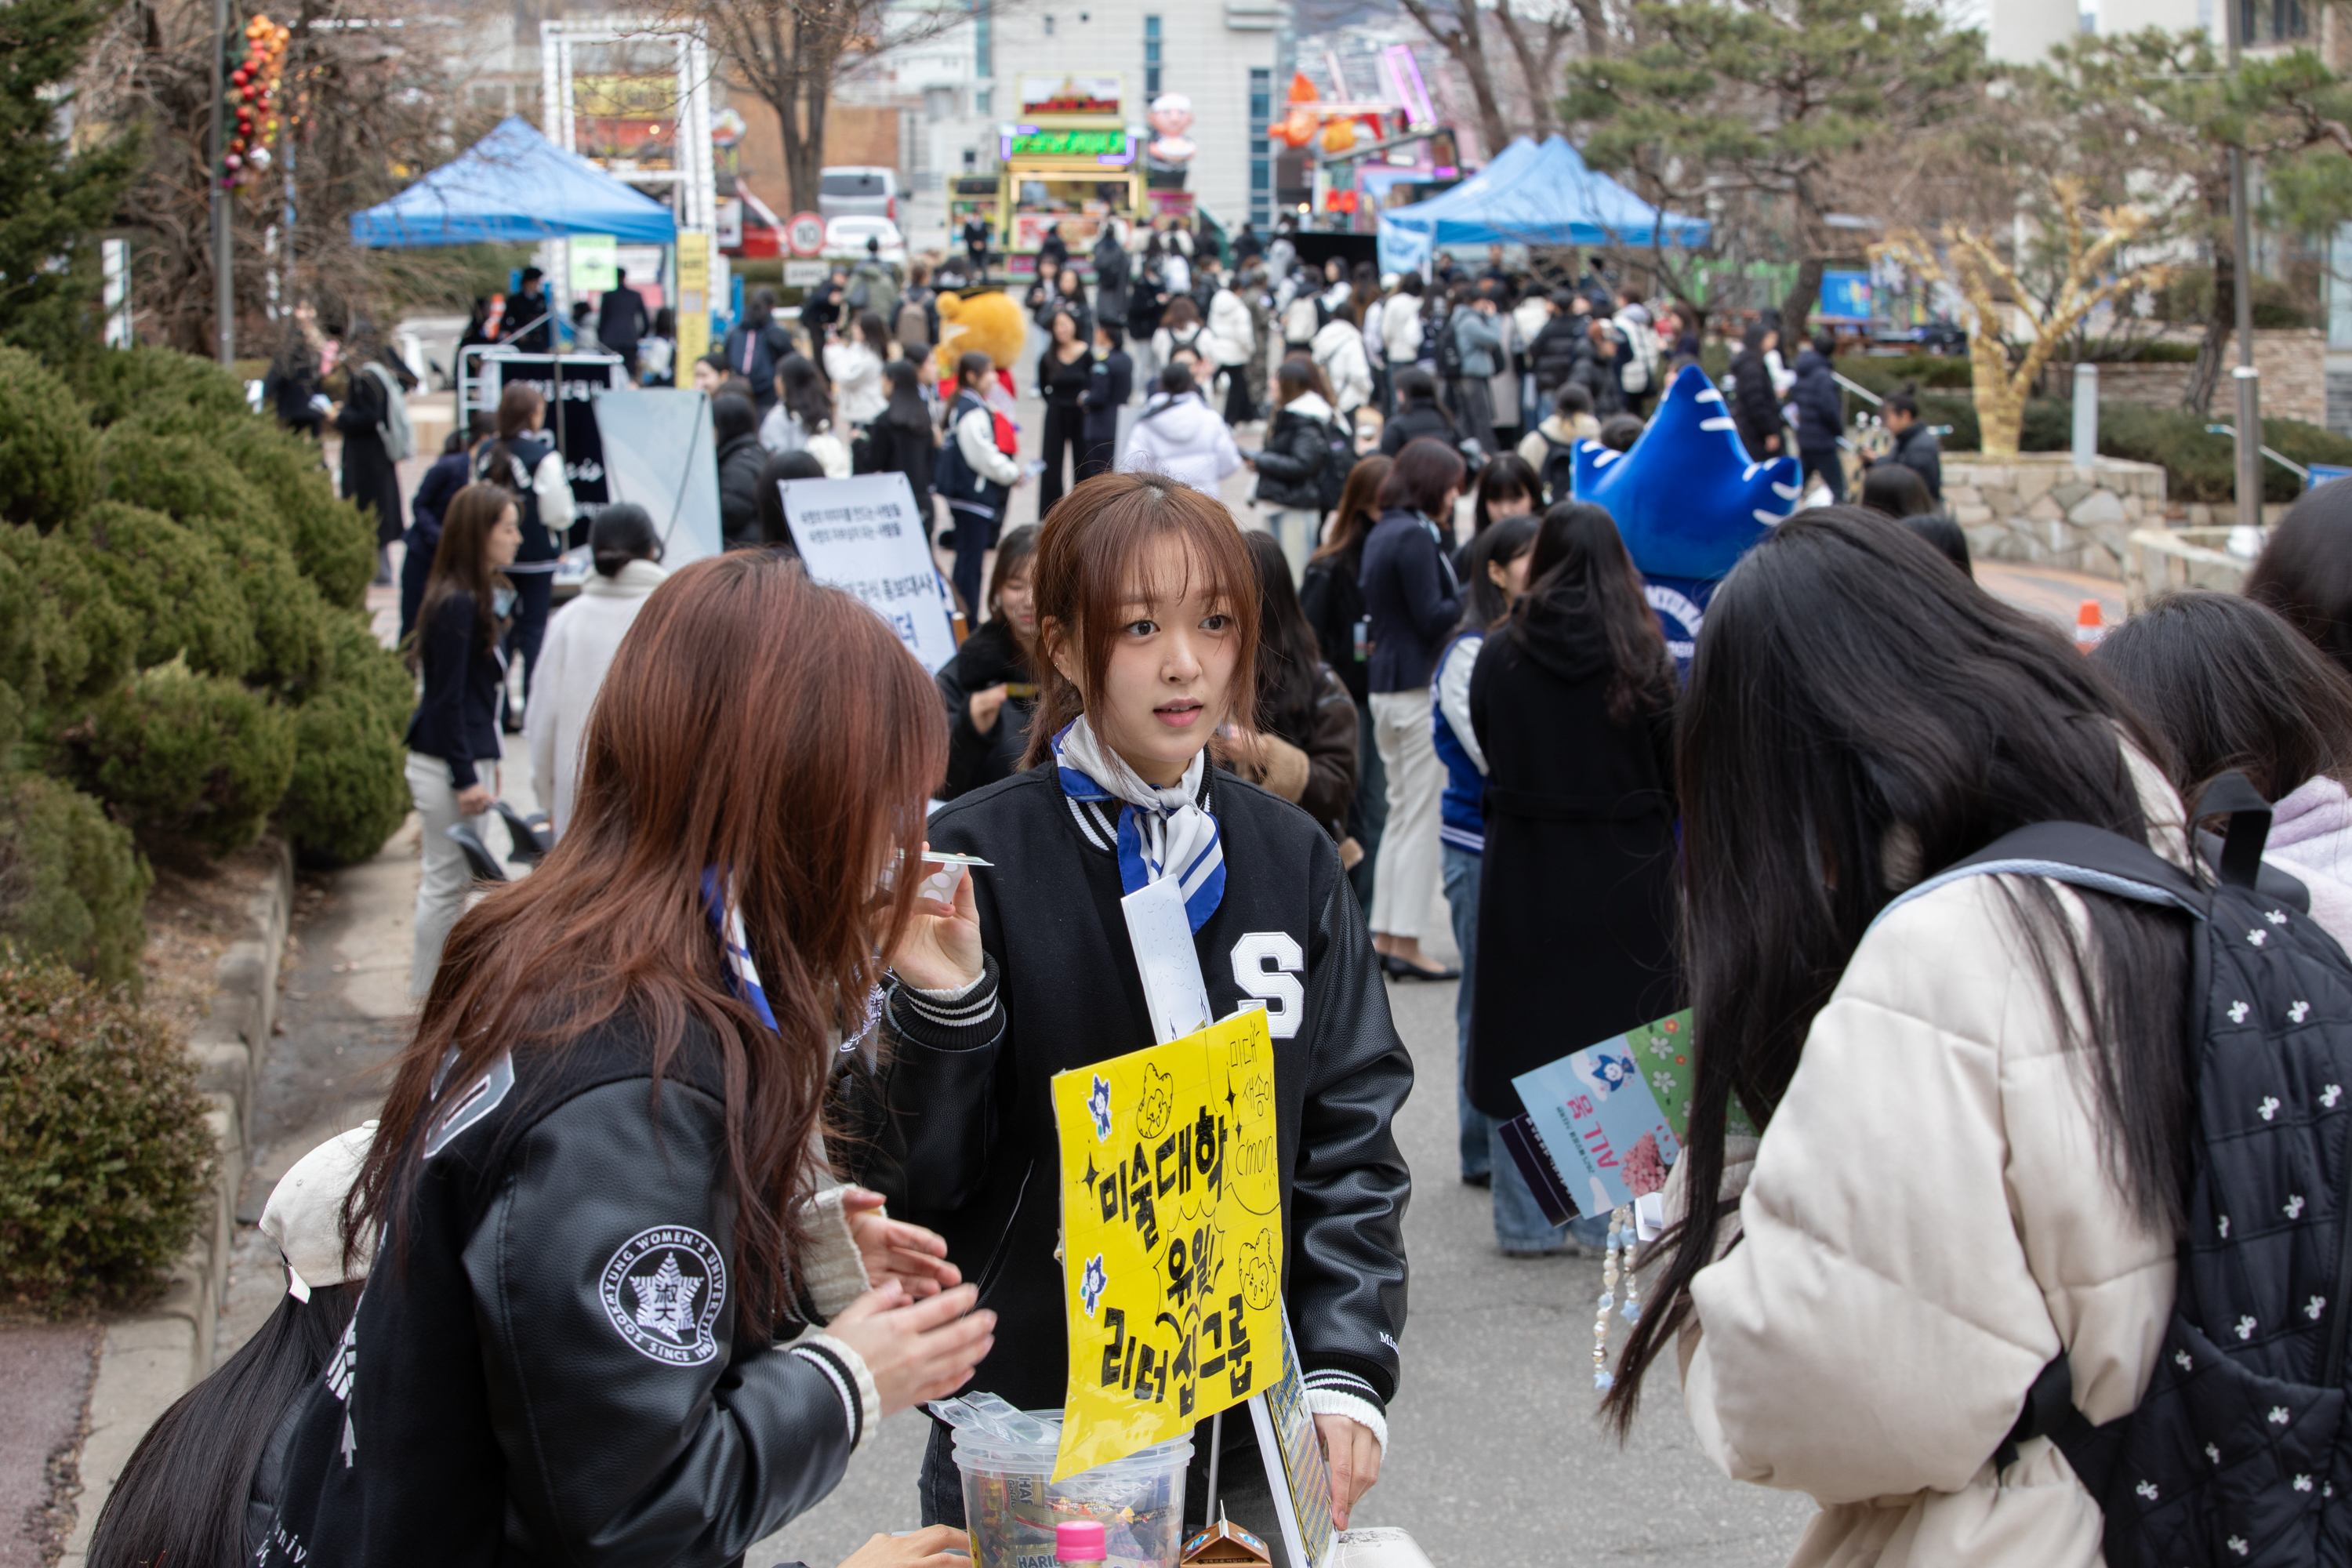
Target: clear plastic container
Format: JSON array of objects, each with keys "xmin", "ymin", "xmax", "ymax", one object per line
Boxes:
[{"xmin": 952, "ymin": 1416, "xmax": 1193, "ymax": 1568}]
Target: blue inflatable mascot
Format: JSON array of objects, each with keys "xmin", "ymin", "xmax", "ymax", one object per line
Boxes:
[{"xmin": 1571, "ymin": 363, "xmax": 1802, "ymax": 664}]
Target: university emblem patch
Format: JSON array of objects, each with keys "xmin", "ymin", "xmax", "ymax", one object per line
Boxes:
[{"xmin": 598, "ymin": 1225, "xmax": 727, "ymax": 1366}]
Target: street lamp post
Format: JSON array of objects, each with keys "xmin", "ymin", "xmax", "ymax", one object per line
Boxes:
[
  {"xmin": 2226, "ymin": 0, "xmax": 2262, "ymax": 532},
  {"xmin": 211, "ymin": 0, "xmax": 234, "ymax": 366}
]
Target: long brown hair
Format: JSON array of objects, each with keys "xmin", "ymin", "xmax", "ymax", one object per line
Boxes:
[
  {"xmin": 406, "ymin": 482, "xmax": 515, "ymax": 671},
  {"xmin": 481, "ymin": 382, "xmax": 545, "ymax": 497},
  {"xmin": 1311, "ymin": 453, "xmax": 1390, "ymax": 568},
  {"xmin": 1019, "ymin": 473, "xmax": 1260, "ymax": 769},
  {"xmin": 354, "ymin": 554, "xmax": 947, "ymax": 1334}
]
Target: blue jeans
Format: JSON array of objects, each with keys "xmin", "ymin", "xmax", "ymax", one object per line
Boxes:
[
  {"xmin": 1440, "ymin": 843, "xmax": 1491, "ymax": 1182},
  {"xmin": 1490, "ymin": 1120, "xmax": 1575, "ymax": 1253}
]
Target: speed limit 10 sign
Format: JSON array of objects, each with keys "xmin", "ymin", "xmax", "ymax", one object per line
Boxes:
[{"xmin": 786, "ymin": 212, "xmax": 826, "ymax": 256}]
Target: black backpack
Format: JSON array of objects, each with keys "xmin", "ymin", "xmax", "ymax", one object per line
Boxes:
[
  {"xmin": 1432, "ymin": 307, "xmax": 1465, "ymax": 382},
  {"xmin": 1314, "ymin": 419, "xmax": 1356, "ymax": 513},
  {"xmin": 1893, "ymin": 776, "xmax": 2352, "ymax": 1568},
  {"xmin": 1534, "ymin": 429, "xmax": 1577, "ymax": 505}
]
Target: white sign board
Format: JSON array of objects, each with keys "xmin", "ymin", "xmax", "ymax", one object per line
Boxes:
[
  {"xmin": 782, "ymin": 473, "xmax": 957, "ymax": 673},
  {"xmin": 783, "ymin": 259, "xmax": 828, "ymax": 288}
]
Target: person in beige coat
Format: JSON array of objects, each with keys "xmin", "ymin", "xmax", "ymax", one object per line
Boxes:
[{"xmin": 1607, "ymin": 507, "xmax": 2201, "ymax": 1568}]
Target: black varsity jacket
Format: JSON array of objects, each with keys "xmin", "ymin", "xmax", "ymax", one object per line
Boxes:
[
  {"xmin": 838, "ymin": 762, "xmax": 1414, "ymax": 1426},
  {"xmin": 259, "ymin": 1017, "xmax": 870, "ymax": 1568}
]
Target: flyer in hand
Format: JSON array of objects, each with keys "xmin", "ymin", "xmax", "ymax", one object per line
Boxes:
[{"xmin": 1047, "ymin": 1007, "xmax": 1285, "ymax": 1481}]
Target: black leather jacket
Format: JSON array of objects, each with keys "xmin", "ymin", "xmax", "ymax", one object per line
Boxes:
[
  {"xmin": 837, "ymin": 764, "xmax": 1412, "ymax": 1421},
  {"xmin": 259, "ymin": 1018, "xmax": 869, "ymax": 1568}
]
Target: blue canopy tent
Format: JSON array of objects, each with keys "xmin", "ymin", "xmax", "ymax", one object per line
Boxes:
[
  {"xmin": 350, "ymin": 116, "xmax": 677, "ymax": 248},
  {"xmin": 1377, "ymin": 134, "xmax": 1709, "ymax": 275}
]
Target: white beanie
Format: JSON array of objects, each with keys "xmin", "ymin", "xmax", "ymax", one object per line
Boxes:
[{"xmin": 260, "ymin": 1122, "xmax": 379, "ymax": 1301}]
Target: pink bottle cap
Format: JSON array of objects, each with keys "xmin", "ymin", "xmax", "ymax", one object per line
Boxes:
[{"xmin": 1055, "ymin": 1519, "xmax": 1108, "ymax": 1561}]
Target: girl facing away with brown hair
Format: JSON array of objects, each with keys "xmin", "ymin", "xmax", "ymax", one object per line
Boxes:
[
  {"xmin": 837, "ymin": 472, "xmax": 1412, "ymax": 1553},
  {"xmin": 260, "ymin": 554, "xmax": 996, "ymax": 1568}
]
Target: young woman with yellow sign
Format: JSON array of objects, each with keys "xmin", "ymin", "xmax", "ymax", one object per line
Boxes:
[{"xmin": 854, "ymin": 472, "xmax": 1414, "ymax": 1554}]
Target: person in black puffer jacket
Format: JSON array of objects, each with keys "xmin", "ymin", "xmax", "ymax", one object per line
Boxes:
[
  {"xmin": 1728, "ymin": 324, "xmax": 1784, "ymax": 459},
  {"xmin": 1526, "ymin": 293, "xmax": 1588, "ymax": 411},
  {"xmin": 1250, "ymin": 360, "xmax": 1338, "ymax": 580},
  {"xmin": 714, "ymin": 392, "xmax": 770, "ymax": 547},
  {"xmin": 1378, "ymin": 366, "xmax": 1458, "ymax": 456},
  {"xmin": 932, "ymin": 525, "xmax": 1040, "ymax": 798},
  {"xmin": 1790, "ymin": 332, "xmax": 1846, "ymax": 503}
]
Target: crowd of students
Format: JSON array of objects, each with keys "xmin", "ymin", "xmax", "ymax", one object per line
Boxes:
[{"xmin": 136, "ymin": 224, "xmax": 2352, "ymax": 1568}]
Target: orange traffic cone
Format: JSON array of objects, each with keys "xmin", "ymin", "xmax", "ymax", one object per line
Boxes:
[{"xmin": 2076, "ymin": 599, "xmax": 2105, "ymax": 652}]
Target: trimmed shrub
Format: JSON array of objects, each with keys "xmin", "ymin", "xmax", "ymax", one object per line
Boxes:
[
  {"xmin": 318, "ymin": 608, "xmax": 415, "ymax": 724},
  {"xmin": 0, "ymin": 524, "xmax": 136, "ymax": 714},
  {"xmin": 0, "ymin": 347, "xmax": 99, "ymax": 534},
  {"xmin": 281, "ymin": 688, "xmax": 410, "ymax": 866},
  {"xmin": 0, "ymin": 771, "xmax": 149, "ymax": 989},
  {"xmin": 70, "ymin": 502, "xmax": 256, "ymax": 680},
  {"xmin": 96, "ymin": 426, "xmax": 286, "ymax": 550},
  {"xmin": 217, "ymin": 422, "xmax": 376, "ymax": 609},
  {"xmin": 0, "ymin": 949, "xmax": 210, "ymax": 1308},
  {"xmin": 72, "ymin": 345, "xmax": 250, "ymax": 433},
  {"xmin": 63, "ymin": 662, "xmax": 296, "ymax": 856}
]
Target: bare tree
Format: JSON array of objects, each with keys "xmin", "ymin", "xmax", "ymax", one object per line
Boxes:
[{"xmin": 1395, "ymin": 0, "xmax": 1591, "ymax": 151}]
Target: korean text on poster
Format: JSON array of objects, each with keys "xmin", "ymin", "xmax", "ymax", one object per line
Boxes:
[
  {"xmin": 1048, "ymin": 1006, "xmax": 1283, "ymax": 1481},
  {"xmin": 780, "ymin": 472, "xmax": 957, "ymax": 673}
]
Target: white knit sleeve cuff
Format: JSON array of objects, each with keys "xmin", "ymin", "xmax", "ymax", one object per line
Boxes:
[
  {"xmin": 1305, "ymin": 1389, "xmax": 1388, "ymax": 1454},
  {"xmin": 798, "ymin": 1185, "xmax": 873, "ymax": 1321},
  {"xmin": 787, "ymin": 1330, "xmax": 882, "ymax": 1453}
]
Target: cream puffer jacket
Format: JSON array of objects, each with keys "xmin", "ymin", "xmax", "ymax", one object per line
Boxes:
[{"xmin": 1675, "ymin": 747, "xmax": 2191, "ymax": 1567}]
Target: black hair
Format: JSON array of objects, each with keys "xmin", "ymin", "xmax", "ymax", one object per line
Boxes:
[
  {"xmin": 1860, "ymin": 463, "xmax": 1933, "ymax": 519},
  {"xmin": 754, "ymin": 452, "xmax": 827, "ymax": 550},
  {"xmin": 775, "ymin": 354, "xmax": 832, "ymax": 436},
  {"xmin": 1243, "ymin": 529, "xmax": 1323, "ymax": 745},
  {"xmin": 1376, "ymin": 437, "xmax": 1467, "ymax": 517},
  {"xmin": 653, "ymin": 306, "xmax": 676, "ymax": 336},
  {"xmin": 1472, "ymin": 452, "xmax": 1541, "ymax": 535},
  {"xmin": 1603, "ymin": 507, "xmax": 2191, "ymax": 1436},
  {"xmin": 1597, "ymin": 413, "xmax": 1644, "ymax": 452},
  {"xmin": 85, "ymin": 1285, "xmax": 358, "ymax": 1568},
  {"xmin": 858, "ymin": 310, "xmax": 891, "ymax": 358},
  {"xmin": 1554, "ymin": 383, "xmax": 1594, "ymax": 418},
  {"xmin": 1513, "ymin": 500, "xmax": 1670, "ymax": 724},
  {"xmin": 1897, "ymin": 510, "xmax": 1972, "ymax": 577},
  {"xmin": 1882, "ymin": 387, "xmax": 1922, "ymax": 420},
  {"xmin": 1157, "ymin": 361, "xmax": 1197, "ymax": 398},
  {"xmin": 1457, "ymin": 511, "xmax": 1540, "ymax": 634},
  {"xmin": 1274, "ymin": 358, "xmax": 1317, "ymax": 405},
  {"xmin": 2095, "ymin": 590, "xmax": 2352, "ymax": 802},
  {"xmin": 445, "ymin": 409, "xmax": 494, "ymax": 456},
  {"xmin": 589, "ymin": 503, "xmax": 661, "ymax": 576},
  {"xmin": 1813, "ymin": 329, "xmax": 1835, "ymax": 358},
  {"xmin": 1393, "ymin": 366, "xmax": 1438, "ymax": 409},
  {"xmin": 882, "ymin": 358, "xmax": 929, "ymax": 431},
  {"xmin": 712, "ymin": 391, "xmax": 758, "ymax": 447},
  {"xmin": 2246, "ymin": 479, "xmax": 2352, "ymax": 680},
  {"xmin": 1740, "ymin": 323, "xmax": 1769, "ymax": 355}
]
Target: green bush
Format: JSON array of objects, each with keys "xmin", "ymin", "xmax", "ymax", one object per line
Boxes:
[
  {"xmin": 96, "ymin": 426, "xmax": 285, "ymax": 550},
  {"xmin": 0, "ymin": 771, "xmax": 149, "ymax": 989},
  {"xmin": 1835, "ymin": 353, "xmax": 1976, "ymax": 393},
  {"xmin": 0, "ymin": 524, "xmax": 135, "ymax": 715},
  {"xmin": 319, "ymin": 608, "xmax": 416, "ymax": 724},
  {"xmin": 69, "ymin": 503, "xmax": 256, "ymax": 680},
  {"xmin": 0, "ymin": 347, "xmax": 99, "ymax": 534},
  {"xmin": 216, "ymin": 422, "xmax": 376, "ymax": 608},
  {"xmin": 72, "ymin": 345, "xmax": 251, "ymax": 433},
  {"xmin": 63, "ymin": 662, "xmax": 296, "ymax": 856},
  {"xmin": 281, "ymin": 688, "xmax": 410, "ymax": 866},
  {"xmin": 0, "ymin": 949, "xmax": 210, "ymax": 1307}
]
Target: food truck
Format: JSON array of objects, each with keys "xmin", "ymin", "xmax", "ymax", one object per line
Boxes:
[{"xmin": 995, "ymin": 73, "xmax": 1143, "ymax": 275}]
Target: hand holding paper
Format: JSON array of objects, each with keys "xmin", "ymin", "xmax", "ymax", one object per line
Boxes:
[
  {"xmin": 884, "ymin": 845, "xmax": 984, "ymax": 993},
  {"xmin": 1316, "ymin": 1413, "xmax": 1382, "ymax": 1530}
]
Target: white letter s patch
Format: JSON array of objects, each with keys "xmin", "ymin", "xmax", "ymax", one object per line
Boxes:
[{"xmin": 1230, "ymin": 931, "xmax": 1305, "ymax": 1038}]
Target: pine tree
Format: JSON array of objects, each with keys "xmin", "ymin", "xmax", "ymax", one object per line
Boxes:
[{"xmin": 0, "ymin": 0, "xmax": 139, "ymax": 364}]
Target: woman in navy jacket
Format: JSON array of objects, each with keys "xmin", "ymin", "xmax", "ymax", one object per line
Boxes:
[{"xmin": 1356, "ymin": 437, "xmax": 1467, "ymax": 981}]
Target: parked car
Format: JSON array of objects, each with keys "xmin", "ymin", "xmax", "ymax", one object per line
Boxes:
[
  {"xmin": 822, "ymin": 216, "xmax": 908, "ymax": 270},
  {"xmin": 818, "ymin": 165, "xmax": 899, "ymax": 221}
]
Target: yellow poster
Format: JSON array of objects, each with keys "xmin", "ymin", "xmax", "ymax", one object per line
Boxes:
[
  {"xmin": 1049, "ymin": 1007, "xmax": 1283, "ymax": 1480},
  {"xmin": 674, "ymin": 231, "xmax": 710, "ymax": 368}
]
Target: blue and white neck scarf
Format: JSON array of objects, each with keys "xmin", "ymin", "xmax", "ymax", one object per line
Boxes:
[
  {"xmin": 1052, "ymin": 716, "xmax": 1226, "ymax": 932},
  {"xmin": 700, "ymin": 870, "xmax": 881, "ymax": 1052}
]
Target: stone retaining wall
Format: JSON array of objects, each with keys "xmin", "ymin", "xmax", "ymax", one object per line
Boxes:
[
  {"xmin": 2042, "ymin": 328, "xmax": 2326, "ymax": 427},
  {"xmin": 1945, "ymin": 453, "xmax": 2169, "ymax": 578}
]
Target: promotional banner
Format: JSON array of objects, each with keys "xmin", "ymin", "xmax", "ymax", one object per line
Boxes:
[
  {"xmin": 1048, "ymin": 1006, "xmax": 1283, "ymax": 1480},
  {"xmin": 493, "ymin": 355, "xmax": 621, "ymax": 514},
  {"xmin": 781, "ymin": 473, "xmax": 956, "ymax": 673},
  {"xmin": 675, "ymin": 231, "xmax": 710, "ymax": 367}
]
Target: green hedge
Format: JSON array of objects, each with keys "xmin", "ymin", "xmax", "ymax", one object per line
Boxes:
[
  {"xmin": 61, "ymin": 662, "xmax": 297, "ymax": 857},
  {"xmin": 71, "ymin": 344, "xmax": 251, "ymax": 434},
  {"xmin": 0, "ymin": 523, "xmax": 135, "ymax": 715},
  {"xmin": 216, "ymin": 422, "xmax": 376, "ymax": 610},
  {"xmin": 70, "ymin": 502, "xmax": 256, "ymax": 680},
  {"xmin": 1936, "ymin": 397, "xmax": 2352, "ymax": 504},
  {"xmin": 0, "ymin": 772, "xmax": 148, "ymax": 990},
  {"xmin": 0, "ymin": 348, "xmax": 98, "ymax": 534},
  {"xmin": 281, "ymin": 688, "xmax": 411, "ymax": 866},
  {"xmin": 0, "ymin": 949, "xmax": 209, "ymax": 1306}
]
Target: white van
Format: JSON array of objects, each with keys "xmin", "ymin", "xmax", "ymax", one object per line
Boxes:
[{"xmin": 818, "ymin": 166, "xmax": 899, "ymax": 221}]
